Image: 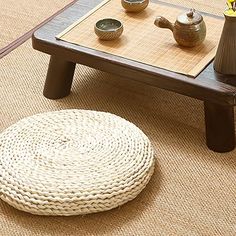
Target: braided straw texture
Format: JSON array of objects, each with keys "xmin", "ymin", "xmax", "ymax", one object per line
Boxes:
[{"xmin": 0, "ymin": 109, "xmax": 155, "ymax": 216}]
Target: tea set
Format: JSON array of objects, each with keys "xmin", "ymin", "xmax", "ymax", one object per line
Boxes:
[{"xmin": 94, "ymin": 0, "xmax": 206, "ymax": 47}]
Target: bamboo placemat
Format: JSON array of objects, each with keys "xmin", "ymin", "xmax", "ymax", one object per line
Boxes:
[{"xmin": 58, "ymin": 0, "xmax": 223, "ymax": 76}]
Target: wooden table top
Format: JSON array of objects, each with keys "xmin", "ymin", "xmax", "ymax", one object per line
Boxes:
[{"xmin": 32, "ymin": 0, "xmax": 236, "ymax": 106}]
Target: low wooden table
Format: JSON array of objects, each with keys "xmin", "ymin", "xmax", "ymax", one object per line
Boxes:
[{"xmin": 32, "ymin": 0, "xmax": 236, "ymax": 153}]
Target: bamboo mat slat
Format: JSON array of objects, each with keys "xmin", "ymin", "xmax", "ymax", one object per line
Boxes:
[
  {"xmin": 164, "ymin": 0, "xmax": 225, "ymax": 16},
  {"xmin": 57, "ymin": 0, "xmax": 224, "ymax": 77}
]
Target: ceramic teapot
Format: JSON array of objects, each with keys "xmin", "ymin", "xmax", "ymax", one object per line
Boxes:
[{"xmin": 154, "ymin": 9, "xmax": 206, "ymax": 47}]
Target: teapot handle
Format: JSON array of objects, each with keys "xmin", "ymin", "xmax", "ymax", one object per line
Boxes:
[{"xmin": 154, "ymin": 16, "xmax": 174, "ymax": 32}]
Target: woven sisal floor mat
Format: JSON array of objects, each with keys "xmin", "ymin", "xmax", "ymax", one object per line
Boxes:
[
  {"xmin": 0, "ymin": 0, "xmax": 74, "ymax": 55},
  {"xmin": 0, "ymin": 39, "xmax": 236, "ymax": 235}
]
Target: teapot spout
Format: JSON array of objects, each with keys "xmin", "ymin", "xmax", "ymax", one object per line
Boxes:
[{"xmin": 154, "ymin": 16, "xmax": 174, "ymax": 32}]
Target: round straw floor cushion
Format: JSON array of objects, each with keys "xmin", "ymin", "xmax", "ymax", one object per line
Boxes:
[{"xmin": 0, "ymin": 109, "xmax": 155, "ymax": 216}]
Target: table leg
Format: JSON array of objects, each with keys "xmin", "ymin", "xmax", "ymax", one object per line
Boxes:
[
  {"xmin": 204, "ymin": 101, "xmax": 235, "ymax": 152},
  {"xmin": 43, "ymin": 55, "xmax": 76, "ymax": 99}
]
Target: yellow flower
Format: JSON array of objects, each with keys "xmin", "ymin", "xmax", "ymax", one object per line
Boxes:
[{"xmin": 227, "ymin": 0, "xmax": 235, "ymax": 8}]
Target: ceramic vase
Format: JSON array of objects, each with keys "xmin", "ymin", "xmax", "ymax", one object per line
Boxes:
[{"xmin": 214, "ymin": 14, "xmax": 236, "ymax": 75}]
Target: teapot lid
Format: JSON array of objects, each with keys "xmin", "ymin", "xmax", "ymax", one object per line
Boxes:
[{"xmin": 177, "ymin": 9, "xmax": 203, "ymax": 25}]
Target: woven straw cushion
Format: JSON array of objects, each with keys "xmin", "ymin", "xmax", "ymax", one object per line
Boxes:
[{"xmin": 0, "ymin": 109, "xmax": 155, "ymax": 216}]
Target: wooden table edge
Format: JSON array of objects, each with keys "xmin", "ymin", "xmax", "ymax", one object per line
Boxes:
[{"xmin": 32, "ymin": 33, "xmax": 236, "ymax": 106}]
